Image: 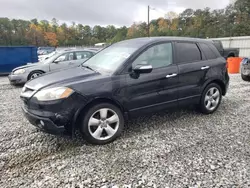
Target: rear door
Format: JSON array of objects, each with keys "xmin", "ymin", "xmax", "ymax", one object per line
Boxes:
[
  {"xmin": 74, "ymin": 51, "xmax": 94, "ymax": 66},
  {"xmin": 175, "ymin": 42, "xmax": 207, "ymax": 104},
  {"xmin": 199, "ymin": 42, "xmax": 228, "ymax": 85}
]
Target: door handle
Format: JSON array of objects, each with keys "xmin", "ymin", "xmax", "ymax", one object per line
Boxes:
[
  {"xmin": 166, "ymin": 73, "xmax": 177, "ymax": 78},
  {"xmin": 201, "ymin": 66, "xmax": 210, "ymax": 70}
]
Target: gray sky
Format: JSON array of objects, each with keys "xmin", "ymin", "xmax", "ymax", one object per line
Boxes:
[{"xmin": 0, "ymin": 0, "xmax": 230, "ymax": 26}]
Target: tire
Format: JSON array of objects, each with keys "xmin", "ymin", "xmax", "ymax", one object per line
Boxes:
[
  {"xmin": 28, "ymin": 71, "xmax": 44, "ymax": 80},
  {"xmin": 241, "ymin": 74, "xmax": 250, "ymax": 81},
  {"xmin": 199, "ymin": 83, "xmax": 222, "ymax": 114},
  {"xmin": 81, "ymin": 103, "xmax": 124, "ymax": 145}
]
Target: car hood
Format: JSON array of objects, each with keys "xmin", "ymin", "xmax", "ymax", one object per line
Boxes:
[
  {"xmin": 13, "ymin": 63, "xmax": 39, "ymax": 72},
  {"xmin": 25, "ymin": 66, "xmax": 102, "ymax": 91}
]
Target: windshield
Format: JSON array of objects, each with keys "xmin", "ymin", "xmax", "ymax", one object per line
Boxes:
[
  {"xmin": 43, "ymin": 52, "xmax": 60, "ymax": 64},
  {"xmin": 83, "ymin": 44, "xmax": 138, "ymax": 73}
]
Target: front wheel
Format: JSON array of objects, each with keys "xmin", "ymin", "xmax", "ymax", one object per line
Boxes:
[
  {"xmin": 81, "ymin": 103, "xmax": 124, "ymax": 145},
  {"xmin": 28, "ymin": 71, "xmax": 44, "ymax": 80},
  {"xmin": 199, "ymin": 83, "xmax": 222, "ymax": 114}
]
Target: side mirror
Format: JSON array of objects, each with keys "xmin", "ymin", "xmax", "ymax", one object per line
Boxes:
[
  {"xmin": 54, "ymin": 56, "xmax": 64, "ymax": 63},
  {"xmin": 133, "ymin": 64, "xmax": 153, "ymax": 74},
  {"xmin": 53, "ymin": 59, "xmax": 60, "ymax": 63}
]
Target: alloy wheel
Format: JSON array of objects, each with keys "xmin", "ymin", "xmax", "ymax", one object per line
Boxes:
[
  {"xmin": 88, "ymin": 108, "xmax": 120, "ymax": 141},
  {"xmin": 30, "ymin": 72, "xmax": 41, "ymax": 79},
  {"xmin": 204, "ymin": 87, "xmax": 221, "ymax": 111}
]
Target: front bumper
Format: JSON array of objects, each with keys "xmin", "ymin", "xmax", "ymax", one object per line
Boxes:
[
  {"xmin": 22, "ymin": 105, "xmax": 65, "ymax": 134},
  {"xmin": 8, "ymin": 74, "xmax": 27, "ymax": 85},
  {"xmin": 21, "ymin": 92, "xmax": 88, "ymax": 135}
]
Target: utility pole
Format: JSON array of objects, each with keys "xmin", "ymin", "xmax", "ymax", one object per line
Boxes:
[{"xmin": 148, "ymin": 5, "xmax": 150, "ymax": 37}]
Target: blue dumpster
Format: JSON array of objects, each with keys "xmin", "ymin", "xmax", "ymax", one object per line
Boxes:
[{"xmin": 0, "ymin": 46, "xmax": 38, "ymax": 75}]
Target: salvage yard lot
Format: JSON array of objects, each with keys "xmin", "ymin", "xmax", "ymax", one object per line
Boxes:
[{"xmin": 0, "ymin": 75, "xmax": 249, "ymax": 188}]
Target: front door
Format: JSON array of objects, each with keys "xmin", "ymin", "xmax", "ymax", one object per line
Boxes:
[
  {"xmin": 49, "ymin": 52, "xmax": 75, "ymax": 71},
  {"xmin": 124, "ymin": 42, "xmax": 179, "ymax": 115}
]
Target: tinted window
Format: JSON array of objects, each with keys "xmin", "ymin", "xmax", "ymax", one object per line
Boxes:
[
  {"xmin": 212, "ymin": 40, "xmax": 223, "ymax": 51},
  {"xmin": 176, "ymin": 42, "xmax": 201, "ymax": 64},
  {"xmin": 132, "ymin": 43, "xmax": 173, "ymax": 69},
  {"xmin": 200, "ymin": 43, "xmax": 217, "ymax": 60}
]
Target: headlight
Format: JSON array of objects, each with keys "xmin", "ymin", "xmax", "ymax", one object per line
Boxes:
[
  {"xmin": 34, "ymin": 87, "xmax": 74, "ymax": 101},
  {"xmin": 13, "ymin": 69, "xmax": 26, "ymax": 75}
]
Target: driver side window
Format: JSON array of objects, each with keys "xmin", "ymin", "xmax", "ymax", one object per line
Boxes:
[
  {"xmin": 54, "ymin": 52, "xmax": 74, "ymax": 62},
  {"xmin": 54, "ymin": 54, "xmax": 67, "ymax": 62},
  {"xmin": 132, "ymin": 43, "xmax": 173, "ymax": 69}
]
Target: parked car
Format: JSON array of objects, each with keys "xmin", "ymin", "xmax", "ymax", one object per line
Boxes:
[
  {"xmin": 241, "ymin": 57, "xmax": 250, "ymax": 81},
  {"xmin": 212, "ymin": 40, "xmax": 239, "ymax": 59},
  {"xmin": 20, "ymin": 37, "xmax": 229, "ymax": 145},
  {"xmin": 9, "ymin": 49, "xmax": 96, "ymax": 85}
]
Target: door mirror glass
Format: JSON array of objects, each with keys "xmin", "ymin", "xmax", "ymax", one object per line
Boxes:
[{"xmin": 133, "ymin": 63, "xmax": 153, "ymax": 74}]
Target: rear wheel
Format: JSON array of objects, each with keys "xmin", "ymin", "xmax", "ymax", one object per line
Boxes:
[
  {"xmin": 28, "ymin": 71, "xmax": 44, "ymax": 80},
  {"xmin": 199, "ymin": 83, "xmax": 222, "ymax": 114},
  {"xmin": 81, "ymin": 103, "xmax": 124, "ymax": 145}
]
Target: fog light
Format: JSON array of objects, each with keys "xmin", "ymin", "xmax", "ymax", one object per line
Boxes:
[{"xmin": 40, "ymin": 120, "xmax": 45, "ymax": 127}]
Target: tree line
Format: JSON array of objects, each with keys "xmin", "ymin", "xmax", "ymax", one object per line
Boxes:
[{"xmin": 0, "ymin": 0, "xmax": 249, "ymax": 47}]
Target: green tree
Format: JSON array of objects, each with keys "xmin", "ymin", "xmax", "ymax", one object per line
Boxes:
[{"xmin": 111, "ymin": 26, "xmax": 127, "ymax": 43}]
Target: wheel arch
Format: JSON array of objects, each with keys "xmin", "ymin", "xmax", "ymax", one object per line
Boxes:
[
  {"xmin": 72, "ymin": 97, "xmax": 127, "ymax": 136},
  {"xmin": 27, "ymin": 70, "xmax": 46, "ymax": 80},
  {"xmin": 202, "ymin": 79, "xmax": 226, "ymax": 96}
]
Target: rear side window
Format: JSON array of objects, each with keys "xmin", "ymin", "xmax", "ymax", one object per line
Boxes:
[
  {"xmin": 175, "ymin": 42, "xmax": 201, "ymax": 64},
  {"xmin": 75, "ymin": 51, "xmax": 93, "ymax": 59},
  {"xmin": 199, "ymin": 43, "xmax": 217, "ymax": 60}
]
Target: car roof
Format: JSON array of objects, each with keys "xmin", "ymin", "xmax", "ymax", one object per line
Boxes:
[
  {"xmin": 115, "ymin": 37, "xmax": 213, "ymax": 48},
  {"xmin": 56, "ymin": 49, "xmax": 97, "ymax": 53}
]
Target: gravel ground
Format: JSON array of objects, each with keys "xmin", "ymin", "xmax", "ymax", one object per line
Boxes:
[
  {"xmin": 0, "ymin": 76, "xmax": 9, "ymax": 85},
  {"xmin": 0, "ymin": 74, "xmax": 249, "ymax": 188}
]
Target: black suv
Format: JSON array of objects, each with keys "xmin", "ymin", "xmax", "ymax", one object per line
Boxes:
[{"xmin": 21, "ymin": 37, "xmax": 229, "ymax": 145}]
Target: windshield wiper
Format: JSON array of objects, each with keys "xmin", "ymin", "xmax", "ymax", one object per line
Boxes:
[{"xmin": 82, "ymin": 65, "xmax": 98, "ymax": 73}]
